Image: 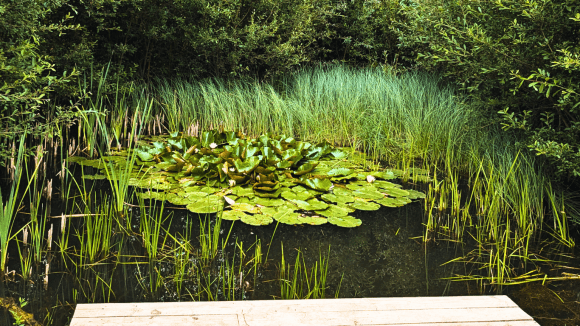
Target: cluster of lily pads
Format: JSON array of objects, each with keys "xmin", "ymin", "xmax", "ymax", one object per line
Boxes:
[{"xmin": 69, "ymin": 130, "xmax": 428, "ymax": 227}]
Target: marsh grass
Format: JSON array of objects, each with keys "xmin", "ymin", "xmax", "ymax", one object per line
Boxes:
[
  {"xmin": 278, "ymin": 244, "xmax": 331, "ymax": 300},
  {"xmin": 141, "ymin": 65, "xmax": 578, "ymax": 287}
]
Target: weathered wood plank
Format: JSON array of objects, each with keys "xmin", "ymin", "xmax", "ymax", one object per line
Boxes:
[
  {"xmin": 72, "ymin": 296, "xmax": 519, "ymax": 318},
  {"xmin": 69, "ymin": 315, "xmax": 239, "ymax": 326},
  {"xmin": 70, "ymin": 308, "xmax": 535, "ymax": 326},
  {"xmin": 70, "ymin": 296, "xmax": 539, "ymax": 326},
  {"xmin": 237, "ymin": 308, "xmax": 534, "ymax": 325}
]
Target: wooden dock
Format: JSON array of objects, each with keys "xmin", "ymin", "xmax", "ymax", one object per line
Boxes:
[{"xmin": 70, "ymin": 295, "xmax": 539, "ymax": 325}]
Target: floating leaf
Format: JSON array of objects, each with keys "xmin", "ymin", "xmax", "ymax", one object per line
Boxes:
[
  {"xmin": 297, "ymin": 216, "xmax": 327, "ymax": 225},
  {"xmin": 241, "ymin": 214, "xmax": 273, "ymax": 226},
  {"xmin": 186, "ymin": 196, "xmax": 223, "ymax": 214},
  {"xmin": 254, "ymin": 197, "xmax": 285, "ymax": 207},
  {"xmin": 374, "ymin": 197, "xmax": 404, "ymax": 207},
  {"xmin": 294, "ymin": 161, "xmax": 318, "ymax": 176},
  {"xmin": 407, "ymin": 189, "xmax": 426, "ymax": 200},
  {"xmin": 351, "ymin": 188, "xmax": 384, "ymax": 200},
  {"xmin": 326, "ymin": 168, "xmax": 353, "ymax": 177},
  {"xmin": 281, "ymin": 190, "xmax": 313, "ymax": 201},
  {"xmin": 328, "ymin": 216, "xmax": 362, "ymax": 228},
  {"xmin": 349, "ymin": 198, "xmax": 381, "ymax": 211},
  {"xmin": 315, "ymin": 204, "xmax": 350, "ymax": 218},
  {"xmin": 291, "ymin": 198, "xmax": 329, "ymax": 211},
  {"xmin": 230, "ymin": 203, "xmax": 260, "ymax": 214},
  {"xmin": 272, "ymin": 206, "xmax": 302, "ymax": 225},
  {"xmin": 321, "ymin": 193, "xmax": 355, "ymax": 205},
  {"xmin": 298, "ymin": 177, "xmax": 333, "ymax": 192},
  {"xmin": 221, "ymin": 210, "xmax": 245, "ymax": 221},
  {"xmin": 382, "ymin": 188, "xmax": 410, "ymax": 198}
]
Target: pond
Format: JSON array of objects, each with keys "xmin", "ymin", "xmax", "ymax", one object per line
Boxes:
[
  {"xmin": 1, "ymin": 172, "xmax": 579, "ymax": 326},
  {"xmin": 1, "ymin": 131, "xmax": 580, "ymax": 326}
]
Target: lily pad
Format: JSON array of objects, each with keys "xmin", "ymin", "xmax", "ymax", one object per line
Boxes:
[
  {"xmin": 281, "ymin": 190, "xmax": 313, "ymax": 201},
  {"xmin": 230, "ymin": 203, "xmax": 260, "ymax": 214},
  {"xmin": 407, "ymin": 189, "xmax": 426, "ymax": 199},
  {"xmin": 321, "ymin": 193, "xmax": 355, "ymax": 205},
  {"xmin": 374, "ymin": 197, "xmax": 405, "ymax": 207},
  {"xmin": 351, "ymin": 188, "xmax": 385, "ymax": 200},
  {"xmin": 299, "ymin": 177, "xmax": 333, "ymax": 192},
  {"xmin": 349, "ymin": 198, "xmax": 381, "ymax": 211},
  {"xmin": 382, "ymin": 187, "xmax": 410, "ymax": 198},
  {"xmin": 297, "ymin": 216, "xmax": 327, "ymax": 225},
  {"xmin": 291, "ymin": 199, "xmax": 329, "ymax": 211},
  {"xmin": 254, "ymin": 197, "xmax": 286, "ymax": 207},
  {"xmin": 315, "ymin": 204, "xmax": 350, "ymax": 218},
  {"xmin": 328, "ymin": 216, "xmax": 362, "ymax": 228},
  {"xmin": 186, "ymin": 195, "xmax": 223, "ymax": 214},
  {"xmin": 241, "ymin": 213, "xmax": 273, "ymax": 226}
]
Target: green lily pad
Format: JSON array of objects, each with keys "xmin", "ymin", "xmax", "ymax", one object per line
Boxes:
[
  {"xmin": 333, "ymin": 187, "xmax": 354, "ymax": 197},
  {"xmin": 231, "ymin": 186, "xmax": 255, "ymax": 197},
  {"xmin": 138, "ymin": 191, "xmax": 166, "ymax": 201},
  {"xmin": 349, "ymin": 198, "xmax": 381, "ymax": 211},
  {"xmin": 326, "ymin": 168, "xmax": 353, "ymax": 177},
  {"xmin": 241, "ymin": 213, "xmax": 273, "ymax": 226},
  {"xmin": 315, "ymin": 204, "xmax": 350, "ymax": 218},
  {"xmin": 328, "ymin": 216, "xmax": 362, "ymax": 228},
  {"xmin": 272, "ymin": 207, "xmax": 302, "ymax": 225},
  {"xmin": 297, "ymin": 216, "xmax": 327, "ymax": 225},
  {"xmin": 167, "ymin": 195, "xmax": 191, "ymax": 206},
  {"xmin": 254, "ymin": 197, "xmax": 286, "ymax": 207},
  {"xmin": 260, "ymin": 206, "xmax": 279, "ymax": 216},
  {"xmin": 407, "ymin": 189, "xmax": 426, "ymax": 199},
  {"xmin": 373, "ymin": 180, "xmax": 402, "ymax": 189},
  {"xmin": 291, "ymin": 199, "xmax": 329, "ymax": 211},
  {"xmin": 382, "ymin": 187, "xmax": 410, "ymax": 198},
  {"xmin": 374, "ymin": 197, "xmax": 405, "ymax": 207},
  {"xmin": 281, "ymin": 190, "xmax": 313, "ymax": 201},
  {"xmin": 351, "ymin": 188, "xmax": 384, "ymax": 200},
  {"xmin": 184, "ymin": 191, "xmax": 210, "ymax": 200},
  {"xmin": 299, "ymin": 177, "xmax": 333, "ymax": 192},
  {"xmin": 230, "ymin": 203, "xmax": 260, "ymax": 213},
  {"xmin": 321, "ymin": 193, "xmax": 355, "ymax": 205},
  {"xmin": 186, "ymin": 195, "xmax": 223, "ymax": 214}
]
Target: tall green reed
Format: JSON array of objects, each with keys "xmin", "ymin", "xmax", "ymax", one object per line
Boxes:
[{"xmin": 0, "ymin": 135, "xmax": 26, "ymax": 278}]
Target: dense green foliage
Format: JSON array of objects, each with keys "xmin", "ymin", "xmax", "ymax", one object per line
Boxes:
[
  {"xmin": 1, "ymin": 0, "xmax": 579, "ymax": 178},
  {"xmin": 395, "ymin": 0, "xmax": 580, "ymax": 178}
]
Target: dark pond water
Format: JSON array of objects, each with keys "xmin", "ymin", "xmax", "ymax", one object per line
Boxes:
[{"xmin": 1, "ymin": 166, "xmax": 580, "ymax": 326}]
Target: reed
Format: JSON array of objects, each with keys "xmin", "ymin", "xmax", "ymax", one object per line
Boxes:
[
  {"xmin": 279, "ymin": 244, "xmax": 330, "ymax": 300},
  {"xmin": 0, "ymin": 135, "xmax": 26, "ymax": 278}
]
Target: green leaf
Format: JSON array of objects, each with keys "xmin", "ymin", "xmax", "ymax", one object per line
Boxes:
[
  {"xmin": 233, "ymin": 156, "xmax": 261, "ymax": 173},
  {"xmin": 299, "ymin": 177, "xmax": 333, "ymax": 192},
  {"xmin": 328, "ymin": 216, "xmax": 362, "ymax": 228}
]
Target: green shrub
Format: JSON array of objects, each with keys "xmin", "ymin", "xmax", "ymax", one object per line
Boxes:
[{"xmin": 395, "ymin": 0, "xmax": 580, "ymax": 178}]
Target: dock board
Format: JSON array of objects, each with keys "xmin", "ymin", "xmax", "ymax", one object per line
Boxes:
[{"xmin": 70, "ymin": 295, "xmax": 539, "ymax": 325}]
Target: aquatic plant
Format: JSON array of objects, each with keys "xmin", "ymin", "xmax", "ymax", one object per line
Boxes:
[
  {"xmin": 0, "ymin": 135, "xmax": 26, "ymax": 278},
  {"xmin": 70, "ymin": 130, "xmax": 425, "ymax": 227}
]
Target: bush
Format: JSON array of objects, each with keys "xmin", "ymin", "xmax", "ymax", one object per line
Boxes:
[{"xmin": 394, "ymin": 0, "xmax": 580, "ymax": 178}]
